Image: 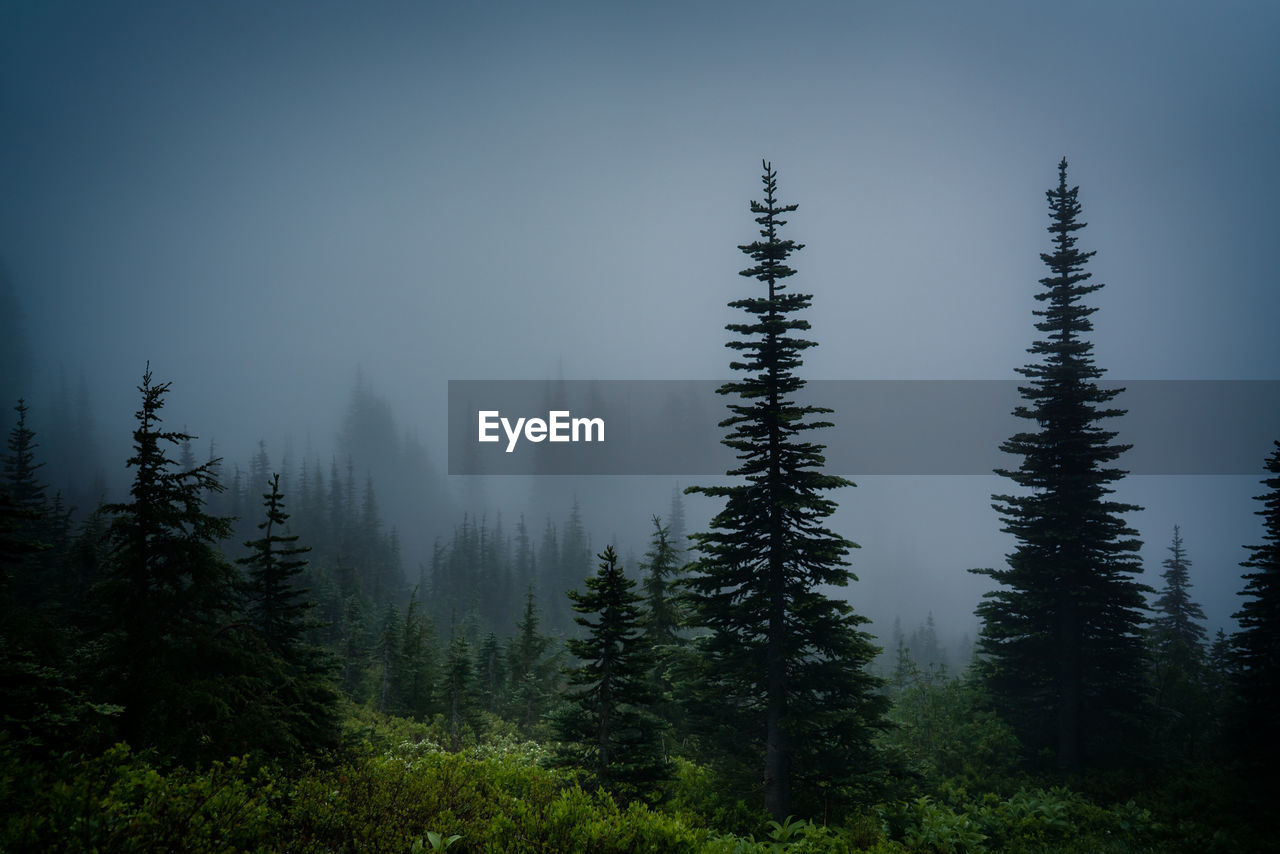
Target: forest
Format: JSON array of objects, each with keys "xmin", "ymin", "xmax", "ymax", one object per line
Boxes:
[{"xmin": 1, "ymin": 157, "xmax": 1277, "ymax": 852}]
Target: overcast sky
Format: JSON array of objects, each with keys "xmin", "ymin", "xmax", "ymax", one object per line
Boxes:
[{"xmin": 2, "ymin": 0, "xmax": 1277, "ymax": 639}]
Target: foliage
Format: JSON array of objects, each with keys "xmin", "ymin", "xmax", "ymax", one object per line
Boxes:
[
  {"xmin": 880, "ymin": 664, "xmax": 1023, "ymax": 793},
  {"xmin": 0, "ymin": 742, "xmax": 280, "ymax": 853}
]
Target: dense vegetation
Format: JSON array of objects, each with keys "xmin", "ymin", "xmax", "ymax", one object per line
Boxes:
[{"xmin": 1, "ymin": 161, "xmax": 1275, "ymax": 850}]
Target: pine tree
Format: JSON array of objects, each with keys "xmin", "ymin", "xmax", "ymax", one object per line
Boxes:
[
  {"xmin": 2, "ymin": 400, "xmax": 50, "ymax": 605},
  {"xmin": 4, "ymin": 400, "xmax": 46, "ymax": 518},
  {"xmin": 239, "ymin": 474, "xmax": 311, "ymax": 653},
  {"xmin": 94, "ymin": 366, "xmax": 244, "ymax": 761},
  {"xmin": 443, "ymin": 620, "xmax": 479, "ymax": 751},
  {"xmin": 1149, "ymin": 526, "xmax": 1211, "ymax": 763},
  {"xmin": 0, "ymin": 399, "xmax": 97, "ymax": 758},
  {"xmin": 397, "ymin": 591, "xmax": 439, "ymax": 720},
  {"xmin": 506, "ymin": 585, "xmax": 558, "ymax": 736},
  {"xmin": 1232, "ymin": 441, "xmax": 1280, "ymax": 785},
  {"xmin": 236, "ymin": 473, "xmax": 340, "ymax": 756},
  {"xmin": 973, "ymin": 159, "xmax": 1149, "ymax": 774},
  {"xmin": 477, "ymin": 631, "xmax": 507, "ymax": 715},
  {"xmin": 553, "ymin": 545, "xmax": 668, "ymax": 801},
  {"xmin": 686, "ymin": 161, "xmax": 886, "ymax": 820},
  {"xmin": 640, "ymin": 516, "xmax": 683, "ymax": 647},
  {"xmin": 1153, "ymin": 526, "xmax": 1207, "ymax": 650}
]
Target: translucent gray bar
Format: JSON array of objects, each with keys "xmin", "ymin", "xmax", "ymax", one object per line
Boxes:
[{"xmin": 447, "ymin": 380, "xmax": 1280, "ymax": 476}]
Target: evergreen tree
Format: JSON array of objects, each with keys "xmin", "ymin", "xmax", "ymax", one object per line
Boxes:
[
  {"xmin": 93, "ymin": 366, "xmax": 244, "ymax": 761},
  {"xmin": 973, "ymin": 159, "xmax": 1149, "ymax": 774},
  {"xmin": 640, "ymin": 515, "xmax": 684, "ymax": 647},
  {"xmin": 506, "ymin": 585, "xmax": 559, "ymax": 737},
  {"xmin": 397, "ymin": 591, "xmax": 439, "ymax": 720},
  {"xmin": 477, "ymin": 631, "xmax": 507, "ymax": 715},
  {"xmin": 239, "ymin": 474, "xmax": 311, "ymax": 654},
  {"xmin": 1154, "ymin": 525, "xmax": 1207, "ymax": 649},
  {"xmin": 0, "ymin": 399, "xmax": 100, "ymax": 758},
  {"xmin": 443, "ymin": 620, "xmax": 480, "ymax": 751},
  {"xmin": 559, "ymin": 501, "xmax": 591, "ymax": 631},
  {"xmin": 2, "ymin": 400, "xmax": 50, "ymax": 606},
  {"xmin": 512, "ymin": 515, "xmax": 535, "ymax": 601},
  {"xmin": 1232, "ymin": 441, "xmax": 1280, "ymax": 786},
  {"xmin": 686, "ymin": 161, "xmax": 886, "ymax": 820},
  {"xmin": 553, "ymin": 545, "xmax": 668, "ymax": 802},
  {"xmin": 1149, "ymin": 526, "xmax": 1211, "ymax": 763},
  {"xmin": 375, "ymin": 602, "xmax": 404, "ymax": 714},
  {"xmin": 236, "ymin": 473, "xmax": 340, "ymax": 756},
  {"xmin": 4, "ymin": 400, "xmax": 47, "ymax": 518}
]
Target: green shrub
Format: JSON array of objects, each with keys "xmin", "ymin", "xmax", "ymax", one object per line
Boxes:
[{"xmin": 1, "ymin": 743, "xmax": 278, "ymax": 853}]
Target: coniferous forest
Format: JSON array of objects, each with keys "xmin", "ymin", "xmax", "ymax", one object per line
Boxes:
[
  {"xmin": 3, "ymin": 4, "xmax": 1279, "ymax": 852},
  {"xmin": 3, "ymin": 157, "xmax": 1278, "ymax": 852}
]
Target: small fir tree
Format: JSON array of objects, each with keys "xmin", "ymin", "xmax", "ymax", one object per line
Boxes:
[
  {"xmin": 553, "ymin": 545, "xmax": 668, "ymax": 802},
  {"xmin": 1154, "ymin": 525, "xmax": 1207, "ymax": 650},
  {"xmin": 506, "ymin": 585, "xmax": 559, "ymax": 737}
]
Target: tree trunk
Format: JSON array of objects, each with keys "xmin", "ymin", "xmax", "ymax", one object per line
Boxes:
[{"xmin": 1057, "ymin": 597, "xmax": 1083, "ymax": 774}]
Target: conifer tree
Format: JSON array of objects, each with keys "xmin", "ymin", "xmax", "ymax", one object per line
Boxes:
[
  {"xmin": 1232, "ymin": 441, "xmax": 1280, "ymax": 786},
  {"xmin": 4, "ymin": 400, "xmax": 46, "ymax": 519},
  {"xmin": 507, "ymin": 585, "xmax": 559, "ymax": 736},
  {"xmin": 237, "ymin": 473, "xmax": 340, "ymax": 755},
  {"xmin": 640, "ymin": 516, "xmax": 683, "ymax": 647},
  {"xmin": 240, "ymin": 474, "xmax": 311, "ymax": 653},
  {"xmin": 553, "ymin": 545, "xmax": 668, "ymax": 801},
  {"xmin": 443, "ymin": 621, "xmax": 480, "ymax": 751},
  {"xmin": 1154, "ymin": 526, "xmax": 1207, "ymax": 650},
  {"xmin": 0, "ymin": 399, "xmax": 97, "ymax": 757},
  {"xmin": 687, "ymin": 161, "xmax": 886, "ymax": 820},
  {"xmin": 477, "ymin": 631, "xmax": 507, "ymax": 715},
  {"xmin": 2, "ymin": 400, "xmax": 50, "ymax": 604},
  {"xmin": 397, "ymin": 591, "xmax": 439, "ymax": 720},
  {"xmin": 973, "ymin": 159, "xmax": 1148, "ymax": 774},
  {"xmin": 1149, "ymin": 526, "xmax": 1211, "ymax": 762},
  {"xmin": 94, "ymin": 366, "xmax": 244, "ymax": 761}
]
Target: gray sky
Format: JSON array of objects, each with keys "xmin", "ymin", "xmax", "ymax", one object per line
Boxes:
[{"xmin": 2, "ymin": 0, "xmax": 1277, "ymax": 640}]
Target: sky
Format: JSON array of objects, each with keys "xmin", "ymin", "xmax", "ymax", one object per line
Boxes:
[{"xmin": 2, "ymin": 0, "xmax": 1278, "ymax": 640}]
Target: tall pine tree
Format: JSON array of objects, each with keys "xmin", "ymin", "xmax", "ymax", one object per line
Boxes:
[
  {"xmin": 687, "ymin": 161, "xmax": 886, "ymax": 820},
  {"xmin": 973, "ymin": 159, "xmax": 1148, "ymax": 774}
]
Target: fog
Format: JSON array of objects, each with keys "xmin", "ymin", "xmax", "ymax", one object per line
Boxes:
[{"xmin": 2, "ymin": 1, "xmax": 1277, "ymax": 648}]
